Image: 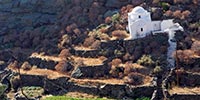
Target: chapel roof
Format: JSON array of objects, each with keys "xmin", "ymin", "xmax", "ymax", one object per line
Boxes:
[{"xmin": 131, "ymin": 6, "xmax": 147, "ymax": 14}]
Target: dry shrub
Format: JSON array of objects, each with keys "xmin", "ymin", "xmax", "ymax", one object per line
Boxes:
[
  {"xmin": 8, "ymin": 61, "xmax": 19, "ymax": 70},
  {"xmin": 73, "ymin": 28, "xmax": 81, "ymax": 35},
  {"xmin": 193, "ymin": 0, "xmax": 198, "ymax": 5},
  {"xmin": 111, "ymin": 58, "xmax": 122, "ymax": 67},
  {"xmin": 124, "ymin": 62, "xmax": 135, "ymax": 75},
  {"xmin": 173, "ymin": 10, "xmax": 182, "ymax": 19},
  {"xmin": 110, "ymin": 65, "xmax": 124, "ymax": 78},
  {"xmin": 124, "ymin": 72, "xmax": 144, "ymax": 85},
  {"xmin": 105, "ymin": 17, "xmax": 112, "ymax": 24},
  {"xmin": 112, "ymin": 30, "xmax": 129, "ymax": 39},
  {"xmin": 58, "ymin": 34, "xmax": 72, "ymax": 49},
  {"xmin": 164, "ymin": 10, "xmax": 173, "ymax": 17},
  {"xmin": 59, "ymin": 49, "xmax": 71, "ymax": 58},
  {"xmin": 99, "ymin": 33, "xmax": 110, "ymax": 41},
  {"xmin": 21, "ymin": 61, "xmax": 32, "ymax": 70},
  {"xmin": 115, "ymin": 23, "xmax": 125, "ymax": 30},
  {"xmin": 153, "ymin": 0, "xmax": 160, "ymax": 4},
  {"xmin": 182, "ymin": 10, "xmax": 191, "ymax": 19},
  {"xmin": 55, "ymin": 61, "xmax": 73, "ymax": 73},
  {"xmin": 174, "ymin": 0, "xmax": 190, "ymax": 4},
  {"xmin": 191, "ymin": 41, "xmax": 200, "ymax": 55},
  {"xmin": 176, "ymin": 50, "xmax": 195, "ymax": 64},
  {"xmin": 83, "ymin": 37, "xmax": 96, "ymax": 47},
  {"xmin": 109, "ymin": 58, "xmax": 124, "ymax": 78},
  {"xmin": 99, "ymin": 27, "xmax": 108, "ymax": 33},
  {"xmin": 123, "ymin": 53, "xmax": 133, "ymax": 61},
  {"xmin": 90, "ymin": 40, "xmax": 101, "ymax": 49}
]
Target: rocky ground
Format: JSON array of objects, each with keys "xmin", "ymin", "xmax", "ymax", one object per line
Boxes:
[{"xmin": 0, "ymin": 0, "xmax": 200, "ymax": 100}]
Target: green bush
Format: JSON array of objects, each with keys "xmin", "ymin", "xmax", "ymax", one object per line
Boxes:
[
  {"xmin": 21, "ymin": 86, "xmax": 44, "ymax": 98},
  {"xmin": 137, "ymin": 55, "xmax": 155, "ymax": 67},
  {"xmin": 159, "ymin": 2, "xmax": 169, "ymax": 11},
  {"xmin": 111, "ymin": 13, "xmax": 120, "ymax": 23},
  {"xmin": 136, "ymin": 97, "xmax": 151, "ymax": 100},
  {"xmin": 153, "ymin": 66, "xmax": 163, "ymax": 75},
  {"xmin": 0, "ymin": 84, "xmax": 7, "ymax": 100}
]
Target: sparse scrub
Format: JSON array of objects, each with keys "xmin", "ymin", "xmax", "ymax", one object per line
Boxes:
[
  {"xmin": 137, "ymin": 55, "xmax": 155, "ymax": 67},
  {"xmin": 111, "ymin": 13, "xmax": 120, "ymax": 23},
  {"xmin": 152, "ymin": 66, "xmax": 163, "ymax": 75},
  {"xmin": 88, "ymin": 30, "xmax": 110, "ymax": 41}
]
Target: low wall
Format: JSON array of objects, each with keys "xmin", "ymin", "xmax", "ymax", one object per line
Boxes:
[
  {"xmin": 71, "ymin": 64, "xmax": 110, "ymax": 78},
  {"xmin": 12, "ymin": 74, "xmax": 155, "ymax": 99},
  {"xmin": 27, "ymin": 58, "xmax": 58, "ymax": 70},
  {"xmin": 170, "ymin": 94, "xmax": 200, "ymax": 100}
]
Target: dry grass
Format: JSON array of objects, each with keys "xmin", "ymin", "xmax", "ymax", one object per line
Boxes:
[
  {"xmin": 12, "ymin": 68, "xmax": 68, "ymax": 79},
  {"xmin": 72, "ymin": 56, "xmax": 104, "ymax": 66},
  {"xmin": 169, "ymin": 86, "xmax": 200, "ymax": 95},
  {"xmin": 74, "ymin": 46, "xmax": 95, "ymax": 50},
  {"xmin": 30, "ymin": 52, "xmax": 64, "ymax": 62},
  {"xmin": 70, "ymin": 78, "xmax": 125, "ymax": 85},
  {"xmin": 65, "ymin": 92, "xmax": 100, "ymax": 99}
]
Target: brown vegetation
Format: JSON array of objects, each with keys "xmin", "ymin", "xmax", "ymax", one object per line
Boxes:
[
  {"xmin": 55, "ymin": 61, "xmax": 73, "ymax": 73},
  {"xmin": 90, "ymin": 40, "xmax": 101, "ymax": 49},
  {"xmin": 124, "ymin": 72, "xmax": 144, "ymax": 85},
  {"xmin": 21, "ymin": 62, "xmax": 32, "ymax": 70},
  {"xmin": 191, "ymin": 41, "xmax": 200, "ymax": 55},
  {"xmin": 83, "ymin": 37, "xmax": 96, "ymax": 47},
  {"xmin": 111, "ymin": 30, "xmax": 129, "ymax": 39}
]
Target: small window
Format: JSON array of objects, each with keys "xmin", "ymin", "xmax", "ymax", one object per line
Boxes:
[
  {"xmin": 138, "ymin": 15, "xmax": 141, "ymax": 18},
  {"xmin": 141, "ymin": 28, "xmax": 143, "ymax": 32}
]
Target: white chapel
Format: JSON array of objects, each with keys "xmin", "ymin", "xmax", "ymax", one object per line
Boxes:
[{"xmin": 128, "ymin": 6, "xmax": 183, "ymax": 40}]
